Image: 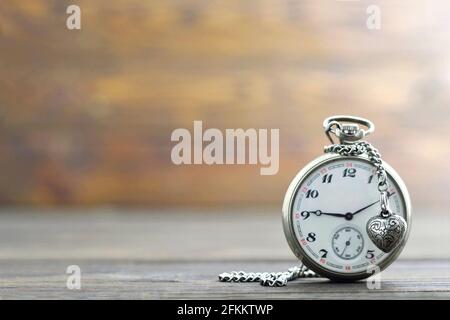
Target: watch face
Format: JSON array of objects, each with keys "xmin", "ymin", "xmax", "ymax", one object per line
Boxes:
[{"xmin": 284, "ymin": 155, "xmax": 410, "ymax": 280}]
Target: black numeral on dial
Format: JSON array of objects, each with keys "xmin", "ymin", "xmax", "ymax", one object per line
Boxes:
[
  {"xmin": 301, "ymin": 211, "xmax": 310, "ymax": 220},
  {"xmin": 319, "ymin": 249, "xmax": 328, "ymax": 258},
  {"xmin": 307, "ymin": 232, "xmax": 316, "ymax": 242},
  {"xmin": 306, "ymin": 189, "xmax": 319, "ymax": 198},
  {"xmin": 322, "ymin": 174, "xmax": 333, "ymax": 183},
  {"xmin": 368, "ymin": 175, "xmax": 374, "ymax": 184},
  {"xmin": 366, "ymin": 250, "xmax": 375, "ymax": 259},
  {"xmin": 343, "ymin": 168, "xmax": 356, "ymax": 177}
]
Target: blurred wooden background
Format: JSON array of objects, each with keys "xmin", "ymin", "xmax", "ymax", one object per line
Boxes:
[{"xmin": 0, "ymin": 0, "xmax": 449, "ymax": 207}]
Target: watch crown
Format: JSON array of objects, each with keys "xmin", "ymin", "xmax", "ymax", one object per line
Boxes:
[{"xmin": 342, "ymin": 124, "xmax": 360, "ymax": 136}]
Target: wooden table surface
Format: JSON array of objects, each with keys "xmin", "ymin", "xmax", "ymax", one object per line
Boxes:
[{"xmin": 0, "ymin": 208, "xmax": 449, "ymax": 299}]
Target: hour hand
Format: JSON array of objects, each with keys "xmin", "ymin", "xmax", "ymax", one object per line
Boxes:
[{"xmin": 301, "ymin": 210, "xmax": 346, "ymax": 219}]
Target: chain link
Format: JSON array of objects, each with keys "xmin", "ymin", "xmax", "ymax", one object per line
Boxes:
[{"xmin": 218, "ymin": 264, "xmax": 319, "ymax": 287}]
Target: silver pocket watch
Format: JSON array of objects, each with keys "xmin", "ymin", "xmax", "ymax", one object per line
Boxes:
[{"xmin": 220, "ymin": 116, "xmax": 411, "ymax": 286}]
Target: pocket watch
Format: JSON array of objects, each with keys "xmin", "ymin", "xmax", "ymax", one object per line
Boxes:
[{"xmin": 219, "ymin": 116, "xmax": 411, "ymax": 286}]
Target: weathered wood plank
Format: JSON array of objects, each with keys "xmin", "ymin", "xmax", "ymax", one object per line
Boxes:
[
  {"xmin": 0, "ymin": 210, "xmax": 447, "ymax": 299},
  {"xmin": 0, "ymin": 208, "xmax": 447, "ymax": 260},
  {"xmin": 0, "ymin": 259, "xmax": 449, "ymax": 299}
]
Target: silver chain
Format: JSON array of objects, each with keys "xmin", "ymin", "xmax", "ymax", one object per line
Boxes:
[
  {"xmin": 218, "ymin": 264, "xmax": 319, "ymax": 287},
  {"xmin": 218, "ymin": 141, "xmax": 389, "ymax": 287}
]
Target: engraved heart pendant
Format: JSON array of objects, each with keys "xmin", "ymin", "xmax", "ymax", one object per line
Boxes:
[{"xmin": 366, "ymin": 213, "xmax": 407, "ymax": 253}]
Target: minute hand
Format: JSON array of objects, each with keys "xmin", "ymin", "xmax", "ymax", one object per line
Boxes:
[{"xmin": 352, "ymin": 191, "xmax": 396, "ymax": 216}]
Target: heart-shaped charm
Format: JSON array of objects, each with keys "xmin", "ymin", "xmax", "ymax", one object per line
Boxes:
[{"xmin": 366, "ymin": 213, "xmax": 407, "ymax": 253}]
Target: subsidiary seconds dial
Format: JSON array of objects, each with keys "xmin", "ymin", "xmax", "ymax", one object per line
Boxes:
[{"xmin": 332, "ymin": 226, "xmax": 364, "ymax": 260}]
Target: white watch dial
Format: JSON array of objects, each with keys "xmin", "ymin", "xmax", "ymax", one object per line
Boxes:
[{"xmin": 291, "ymin": 158, "xmax": 407, "ymax": 275}]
